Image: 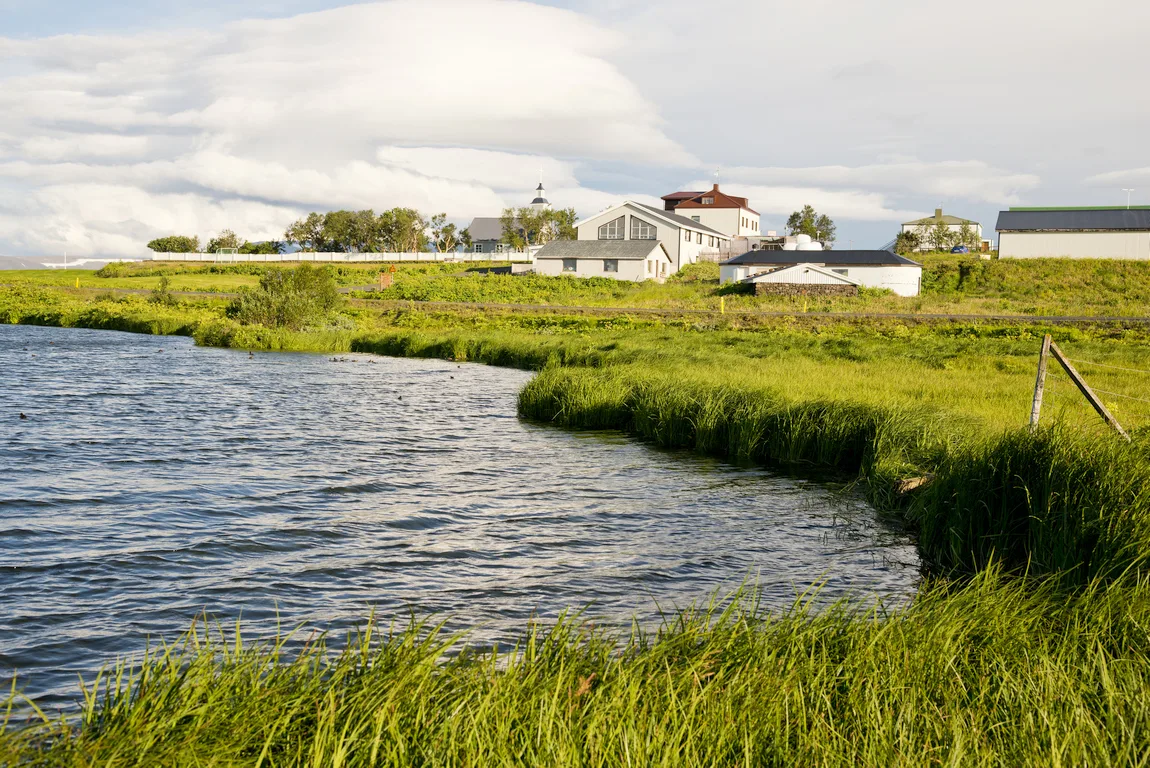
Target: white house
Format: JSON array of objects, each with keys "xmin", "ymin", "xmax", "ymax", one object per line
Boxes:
[
  {"xmin": 534, "ymin": 240, "xmax": 672, "ymax": 282},
  {"xmin": 661, "ymin": 184, "xmax": 760, "ymax": 237},
  {"xmin": 901, "ymin": 208, "xmax": 982, "ymax": 250},
  {"xmin": 720, "ymin": 250, "xmax": 923, "ymax": 296},
  {"xmin": 997, "ymin": 208, "xmax": 1150, "ymax": 259},
  {"xmin": 575, "ymin": 201, "xmax": 731, "ymax": 272}
]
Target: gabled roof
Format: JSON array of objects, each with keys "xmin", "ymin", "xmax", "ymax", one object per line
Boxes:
[
  {"xmin": 575, "ymin": 201, "xmax": 730, "ymax": 239},
  {"xmin": 534, "ymin": 240, "xmax": 670, "ymax": 261},
  {"xmin": 723, "ymin": 249, "xmax": 922, "ymax": 267},
  {"xmin": 465, "ymin": 217, "xmax": 505, "ymax": 241},
  {"xmin": 661, "ymin": 191, "xmax": 704, "ymax": 202},
  {"xmin": 996, "ymin": 208, "xmax": 1150, "ymax": 232},
  {"xmin": 903, "ymin": 214, "xmax": 978, "ymax": 226},
  {"xmin": 740, "ymin": 263, "xmax": 862, "ymax": 286},
  {"xmin": 672, "ymin": 185, "xmax": 759, "ymax": 215}
]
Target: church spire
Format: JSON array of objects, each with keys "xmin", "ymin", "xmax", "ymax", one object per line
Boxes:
[{"xmin": 530, "ymin": 171, "xmax": 550, "ymax": 211}]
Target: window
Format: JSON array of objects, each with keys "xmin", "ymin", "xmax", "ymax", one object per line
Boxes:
[
  {"xmin": 562, "ymin": 259, "xmax": 577, "ymax": 273},
  {"xmin": 630, "ymin": 217, "xmax": 657, "ymax": 240},
  {"xmin": 603, "ymin": 259, "xmax": 618, "ymax": 273},
  {"xmin": 647, "ymin": 260, "xmax": 653, "ymax": 274},
  {"xmin": 702, "ymin": 197, "xmax": 714, "ymax": 205},
  {"xmin": 598, "ymin": 216, "xmax": 625, "ymax": 240},
  {"xmin": 696, "ymin": 232, "xmax": 702, "ymax": 244},
  {"xmin": 474, "ymin": 243, "xmax": 483, "ymax": 253},
  {"xmin": 684, "ymin": 230, "xmax": 691, "ymax": 242},
  {"xmin": 691, "ymin": 215, "xmax": 701, "ymax": 222},
  {"xmin": 832, "ymin": 268, "xmax": 848, "ymax": 275},
  {"xmin": 496, "ymin": 243, "xmax": 505, "ymax": 253}
]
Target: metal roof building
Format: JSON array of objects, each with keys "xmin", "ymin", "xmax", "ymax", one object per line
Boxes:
[
  {"xmin": 996, "ymin": 207, "xmax": 1150, "ymax": 259},
  {"xmin": 719, "ymin": 250, "xmax": 923, "ymax": 296}
]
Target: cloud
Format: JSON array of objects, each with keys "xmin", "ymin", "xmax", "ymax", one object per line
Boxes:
[
  {"xmin": 685, "ymin": 181, "xmax": 920, "ymax": 223},
  {"xmin": 0, "ymin": 0, "xmax": 695, "ymax": 256},
  {"xmin": 1084, "ymin": 168, "xmax": 1150, "ymax": 187}
]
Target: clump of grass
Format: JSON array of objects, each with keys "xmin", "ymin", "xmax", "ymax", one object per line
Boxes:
[
  {"xmin": 4, "ymin": 573, "xmax": 1149, "ymax": 765},
  {"xmin": 226, "ymin": 265, "xmax": 342, "ymax": 330}
]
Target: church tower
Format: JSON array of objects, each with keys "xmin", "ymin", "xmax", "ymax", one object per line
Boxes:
[{"xmin": 530, "ymin": 173, "xmax": 551, "ymax": 211}]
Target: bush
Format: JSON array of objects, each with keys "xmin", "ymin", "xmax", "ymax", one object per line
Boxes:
[
  {"xmin": 148, "ymin": 276, "xmax": 177, "ymax": 306},
  {"xmin": 226, "ymin": 265, "xmax": 342, "ymax": 330}
]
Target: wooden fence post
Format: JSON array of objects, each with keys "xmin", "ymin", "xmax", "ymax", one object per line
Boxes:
[
  {"xmin": 1030, "ymin": 334, "xmax": 1052, "ymax": 429},
  {"xmin": 1048, "ymin": 341, "xmax": 1131, "ymax": 441}
]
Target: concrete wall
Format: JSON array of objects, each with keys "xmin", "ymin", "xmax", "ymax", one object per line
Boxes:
[
  {"xmin": 999, "ymin": 231, "xmax": 1150, "ymax": 259},
  {"xmin": 536, "ymin": 256, "xmax": 666, "ymax": 282}
]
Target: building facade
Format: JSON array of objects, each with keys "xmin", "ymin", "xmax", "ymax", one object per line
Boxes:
[
  {"xmin": 901, "ymin": 209, "xmax": 982, "ymax": 250},
  {"xmin": 661, "ymin": 185, "xmax": 760, "ymax": 237},
  {"xmin": 465, "ymin": 180, "xmax": 552, "ymax": 254},
  {"xmin": 534, "ymin": 240, "xmax": 672, "ymax": 282},
  {"xmin": 574, "ymin": 201, "xmax": 731, "ymax": 271},
  {"xmin": 997, "ymin": 208, "xmax": 1150, "ymax": 259},
  {"xmin": 720, "ymin": 250, "xmax": 923, "ymax": 296}
]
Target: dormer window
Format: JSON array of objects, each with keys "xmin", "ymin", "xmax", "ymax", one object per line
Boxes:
[{"xmin": 702, "ymin": 197, "xmax": 714, "ymax": 205}]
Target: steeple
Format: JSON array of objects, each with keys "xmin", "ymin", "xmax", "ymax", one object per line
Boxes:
[{"xmin": 530, "ymin": 171, "xmax": 550, "ymax": 211}]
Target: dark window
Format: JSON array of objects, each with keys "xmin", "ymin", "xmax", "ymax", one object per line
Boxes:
[
  {"xmin": 684, "ymin": 230, "xmax": 691, "ymax": 242},
  {"xmin": 474, "ymin": 243, "xmax": 483, "ymax": 253},
  {"xmin": 603, "ymin": 259, "xmax": 619, "ymax": 273},
  {"xmin": 702, "ymin": 197, "xmax": 714, "ymax": 205},
  {"xmin": 562, "ymin": 259, "xmax": 577, "ymax": 273},
  {"xmin": 696, "ymin": 232, "xmax": 702, "ymax": 244}
]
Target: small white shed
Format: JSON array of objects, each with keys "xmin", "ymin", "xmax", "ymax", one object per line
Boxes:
[
  {"xmin": 534, "ymin": 240, "xmax": 673, "ymax": 282},
  {"xmin": 720, "ymin": 250, "xmax": 923, "ymax": 296}
]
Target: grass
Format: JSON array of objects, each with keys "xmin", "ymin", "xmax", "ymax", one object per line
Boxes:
[
  {"xmin": 6, "ymin": 274, "xmax": 1150, "ymax": 763},
  {"xmin": 3, "ymin": 573, "xmax": 1149, "ymax": 766}
]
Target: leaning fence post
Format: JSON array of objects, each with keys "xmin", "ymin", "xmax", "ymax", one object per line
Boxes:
[
  {"xmin": 1030, "ymin": 334, "xmax": 1052, "ymax": 429},
  {"xmin": 1049, "ymin": 341, "xmax": 1131, "ymax": 441}
]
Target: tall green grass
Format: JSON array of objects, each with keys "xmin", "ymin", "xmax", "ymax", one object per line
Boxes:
[{"xmin": 4, "ymin": 573, "xmax": 1149, "ymax": 766}]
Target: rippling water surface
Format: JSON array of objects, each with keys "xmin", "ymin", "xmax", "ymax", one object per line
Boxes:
[{"xmin": 0, "ymin": 325, "xmax": 918, "ymax": 706}]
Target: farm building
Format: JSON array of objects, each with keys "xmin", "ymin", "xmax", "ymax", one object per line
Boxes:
[
  {"xmin": 575, "ymin": 201, "xmax": 731, "ymax": 271},
  {"xmin": 720, "ymin": 250, "xmax": 923, "ymax": 296},
  {"xmin": 739, "ymin": 264, "xmax": 861, "ymax": 296},
  {"xmin": 996, "ymin": 207, "xmax": 1150, "ymax": 259},
  {"xmin": 534, "ymin": 240, "xmax": 673, "ymax": 282}
]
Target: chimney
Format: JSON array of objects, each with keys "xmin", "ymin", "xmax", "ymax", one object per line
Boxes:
[
  {"xmin": 712, "ymin": 183, "xmax": 720, "ymax": 192},
  {"xmin": 935, "ymin": 208, "xmax": 943, "ymax": 219}
]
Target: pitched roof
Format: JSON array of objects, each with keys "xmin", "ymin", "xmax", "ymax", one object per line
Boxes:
[
  {"xmin": 723, "ymin": 249, "xmax": 922, "ymax": 267},
  {"xmin": 466, "ymin": 217, "xmax": 505, "ymax": 241},
  {"xmin": 628, "ymin": 202, "xmax": 729, "ymax": 238},
  {"xmin": 996, "ymin": 208, "xmax": 1150, "ymax": 232},
  {"xmin": 903, "ymin": 214, "xmax": 978, "ymax": 226},
  {"xmin": 534, "ymin": 240, "xmax": 669, "ymax": 261},
  {"xmin": 661, "ymin": 191, "xmax": 704, "ymax": 202},
  {"xmin": 740, "ymin": 263, "xmax": 862, "ymax": 286},
  {"xmin": 673, "ymin": 185, "xmax": 758, "ymax": 214}
]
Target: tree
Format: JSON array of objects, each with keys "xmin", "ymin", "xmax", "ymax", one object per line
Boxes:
[
  {"xmin": 957, "ymin": 221, "xmax": 980, "ymax": 250},
  {"xmin": 499, "ymin": 207, "xmax": 575, "ymax": 249},
  {"xmin": 928, "ymin": 218, "xmax": 953, "ymax": 251},
  {"xmin": 552, "ymin": 208, "xmax": 578, "ymax": 241},
  {"xmin": 206, "ymin": 229, "xmax": 243, "ymax": 253},
  {"xmin": 146, "ymin": 235, "xmax": 200, "ymax": 253},
  {"xmin": 377, "ymin": 208, "xmax": 428, "ymax": 252},
  {"xmin": 459, "ymin": 227, "xmax": 473, "ymax": 252},
  {"xmin": 499, "ymin": 208, "xmax": 526, "ymax": 250},
  {"xmin": 284, "ymin": 212, "xmax": 326, "ymax": 252},
  {"xmin": 239, "ymin": 241, "xmax": 283, "ymax": 255},
  {"xmin": 429, "ymin": 213, "xmax": 462, "ymax": 253},
  {"xmin": 785, "ymin": 205, "xmax": 836, "ymax": 248},
  {"xmin": 894, "ymin": 230, "xmax": 921, "ymax": 255}
]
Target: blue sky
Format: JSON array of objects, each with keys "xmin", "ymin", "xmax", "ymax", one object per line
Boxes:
[{"xmin": 1, "ymin": 0, "xmax": 1148, "ymax": 256}]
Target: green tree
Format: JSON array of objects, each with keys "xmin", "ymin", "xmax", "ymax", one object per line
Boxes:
[
  {"xmin": 238, "ymin": 241, "xmax": 283, "ymax": 255},
  {"xmin": 226, "ymin": 265, "xmax": 342, "ymax": 330},
  {"xmin": 552, "ymin": 208, "xmax": 578, "ymax": 241},
  {"xmin": 957, "ymin": 221, "xmax": 980, "ymax": 250},
  {"xmin": 206, "ymin": 229, "xmax": 243, "ymax": 253},
  {"xmin": 928, "ymin": 219, "xmax": 954, "ymax": 251},
  {"xmin": 459, "ymin": 227, "xmax": 473, "ymax": 252},
  {"xmin": 284, "ymin": 213, "xmax": 326, "ymax": 252},
  {"xmin": 894, "ymin": 230, "xmax": 921, "ymax": 255},
  {"xmin": 146, "ymin": 235, "xmax": 200, "ymax": 253},
  {"xmin": 785, "ymin": 205, "xmax": 836, "ymax": 248},
  {"xmin": 378, "ymin": 208, "xmax": 428, "ymax": 252},
  {"xmin": 429, "ymin": 214, "xmax": 462, "ymax": 253}
]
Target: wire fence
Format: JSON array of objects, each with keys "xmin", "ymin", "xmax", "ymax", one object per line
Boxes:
[{"xmin": 1043, "ymin": 351, "xmax": 1150, "ymax": 432}]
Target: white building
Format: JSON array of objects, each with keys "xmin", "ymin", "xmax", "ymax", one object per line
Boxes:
[
  {"xmin": 534, "ymin": 240, "xmax": 672, "ymax": 282},
  {"xmin": 997, "ymin": 208, "xmax": 1150, "ymax": 259},
  {"xmin": 661, "ymin": 184, "xmax": 760, "ymax": 237},
  {"xmin": 575, "ymin": 201, "xmax": 731, "ymax": 272},
  {"xmin": 901, "ymin": 208, "xmax": 982, "ymax": 250},
  {"xmin": 720, "ymin": 250, "xmax": 923, "ymax": 297}
]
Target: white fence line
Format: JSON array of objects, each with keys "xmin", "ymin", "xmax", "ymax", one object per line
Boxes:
[{"xmin": 146, "ymin": 251, "xmax": 534, "ymax": 264}]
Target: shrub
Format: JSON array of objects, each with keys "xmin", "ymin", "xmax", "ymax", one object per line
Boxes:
[{"xmin": 226, "ymin": 265, "xmax": 342, "ymax": 330}]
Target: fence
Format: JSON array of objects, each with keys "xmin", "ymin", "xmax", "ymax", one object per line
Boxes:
[{"xmin": 146, "ymin": 251, "xmax": 534, "ymax": 264}]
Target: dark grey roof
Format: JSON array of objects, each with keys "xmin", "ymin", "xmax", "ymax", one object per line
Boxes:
[
  {"xmin": 535, "ymin": 240, "xmax": 668, "ymax": 261},
  {"xmin": 723, "ymin": 249, "xmax": 922, "ymax": 267},
  {"xmin": 465, "ymin": 217, "xmax": 505, "ymax": 242},
  {"xmin": 531, "ymin": 197, "xmax": 549, "ymax": 205},
  {"xmin": 630, "ymin": 202, "xmax": 729, "ymax": 238},
  {"xmin": 996, "ymin": 208, "xmax": 1150, "ymax": 232}
]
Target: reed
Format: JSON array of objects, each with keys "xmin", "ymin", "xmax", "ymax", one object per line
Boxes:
[{"xmin": 3, "ymin": 573, "xmax": 1149, "ymax": 766}]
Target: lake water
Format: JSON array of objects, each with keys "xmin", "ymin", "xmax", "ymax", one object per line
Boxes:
[{"xmin": 0, "ymin": 325, "xmax": 918, "ymax": 707}]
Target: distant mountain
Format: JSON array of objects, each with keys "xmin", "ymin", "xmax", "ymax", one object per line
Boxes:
[{"xmin": 0, "ymin": 255, "xmax": 49, "ymax": 270}]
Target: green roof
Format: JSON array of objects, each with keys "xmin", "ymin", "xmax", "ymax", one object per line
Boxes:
[{"xmin": 1008, "ymin": 206, "xmax": 1150, "ymax": 211}]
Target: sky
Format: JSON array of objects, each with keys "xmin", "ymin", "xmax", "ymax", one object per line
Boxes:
[{"xmin": 0, "ymin": 0, "xmax": 1148, "ymax": 256}]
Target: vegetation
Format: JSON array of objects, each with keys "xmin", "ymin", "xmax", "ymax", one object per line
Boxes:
[
  {"xmin": 283, "ymin": 208, "xmax": 430, "ymax": 253},
  {"xmin": 145, "ymin": 234, "xmax": 200, "ymax": 253},
  {"xmin": 499, "ymin": 206, "xmax": 579, "ymax": 249},
  {"xmin": 226, "ymin": 265, "xmax": 343, "ymax": 330},
  {"xmin": 786, "ymin": 204, "xmax": 836, "ymax": 247}
]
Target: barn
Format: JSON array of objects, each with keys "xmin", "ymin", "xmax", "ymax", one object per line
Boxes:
[
  {"xmin": 720, "ymin": 250, "xmax": 923, "ymax": 296},
  {"xmin": 997, "ymin": 207, "xmax": 1150, "ymax": 259}
]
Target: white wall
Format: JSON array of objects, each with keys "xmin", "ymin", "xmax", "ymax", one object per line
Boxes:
[
  {"xmin": 999, "ymin": 231, "xmax": 1150, "ymax": 259},
  {"xmin": 901, "ymin": 222, "xmax": 983, "ymax": 251},
  {"xmin": 719, "ymin": 263, "xmax": 921, "ymax": 296},
  {"xmin": 147, "ymin": 251, "xmax": 532, "ymax": 263},
  {"xmin": 536, "ymin": 256, "xmax": 666, "ymax": 282},
  {"xmin": 576, "ymin": 204, "xmax": 727, "ymax": 272},
  {"xmin": 677, "ymin": 207, "xmax": 759, "ymax": 237}
]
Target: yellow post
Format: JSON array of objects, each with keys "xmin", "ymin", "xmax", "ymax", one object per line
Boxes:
[
  {"xmin": 75, "ymin": 277, "xmax": 79, "ymax": 288},
  {"xmin": 720, "ymin": 296, "xmax": 725, "ymax": 314}
]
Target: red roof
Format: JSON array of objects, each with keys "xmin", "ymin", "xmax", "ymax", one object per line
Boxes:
[
  {"xmin": 672, "ymin": 185, "xmax": 758, "ymax": 214},
  {"xmin": 661, "ymin": 191, "xmax": 704, "ymax": 202}
]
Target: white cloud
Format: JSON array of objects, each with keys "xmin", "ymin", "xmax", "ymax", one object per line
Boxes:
[
  {"xmin": 686, "ymin": 181, "xmax": 920, "ymax": 223},
  {"xmin": 1085, "ymin": 168, "xmax": 1150, "ymax": 188},
  {"xmin": 0, "ymin": 0, "xmax": 695, "ymax": 256}
]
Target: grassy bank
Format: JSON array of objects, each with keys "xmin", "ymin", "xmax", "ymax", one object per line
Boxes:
[
  {"xmin": 5, "ymin": 282, "xmax": 1150, "ymax": 764},
  {"xmin": 3, "ymin": 573, "xmax": 1149, "ymax": 765}
]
